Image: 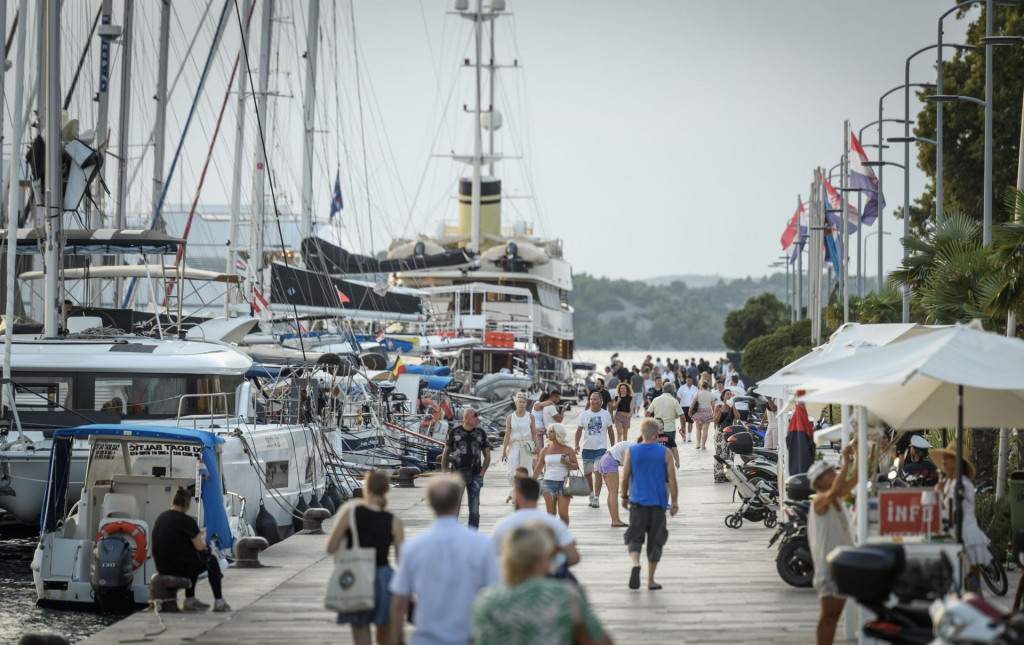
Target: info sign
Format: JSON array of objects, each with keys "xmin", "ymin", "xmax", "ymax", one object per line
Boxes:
[{"xmin": 878, "ymin": 489, "xmax": 941, "ymax": 536}]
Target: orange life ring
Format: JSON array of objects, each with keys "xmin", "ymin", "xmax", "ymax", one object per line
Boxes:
[
  {"xmin": 419, "ymin": 398, "xmax": 441, "ymax": 427},
  {"xmin": 95, "ymin": 520, "xmax": 148, "ymax": 570}
]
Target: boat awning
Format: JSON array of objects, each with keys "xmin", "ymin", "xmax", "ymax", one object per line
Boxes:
[
  {"xmin": 19, "ymin": 265, "xmax": 242, "ymax": 283},
  {"xmin": 302, "ymin": 236, "xmax": 474, "ymax": 274},
  {"xmin": 51, "ymin": 424, "xmax": 224, "ymax": 447},
  {"xmin": 0, "ymin": 228, "xmax": 184, "ymax": 255}
]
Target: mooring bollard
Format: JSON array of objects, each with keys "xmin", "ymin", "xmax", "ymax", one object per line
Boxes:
[
  {"xmin": 235, "ymin": 535, "xmax": 270, "ymax": 568},
  {"xmin": 18, "ymin": 634, "xmax": 69, "ymax": 645},
  {"xmin": 149, "ymin": 573, "xmax": 191, "ymax": 613},
  {"xmin": 352, "ymin": 487, "xmax": 363, "ymax": 499},
  {"xmin": 397, "ymin": 467, "xmax": 421, "ymax": 488},
  {"xmin": 300, "ymin": 508, "xmax": 331, "ymax": 534}
]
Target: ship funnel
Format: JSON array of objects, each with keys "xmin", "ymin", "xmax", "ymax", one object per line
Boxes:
[{"xmin": 458, "ymin": 177, "xmax": 501, "ymax": 250}]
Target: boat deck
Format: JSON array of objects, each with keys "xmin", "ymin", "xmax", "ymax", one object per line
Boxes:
[{"xmin": 76, "ymin": 413, "xmax": 1019, "ymax": 644}]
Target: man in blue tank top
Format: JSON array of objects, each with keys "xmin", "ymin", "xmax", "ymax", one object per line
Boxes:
[{"xmin": 620, "ymin": 418, "xmax": 678, "ymax": 591}]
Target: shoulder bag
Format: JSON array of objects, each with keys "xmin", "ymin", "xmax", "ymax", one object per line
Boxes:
[
  {"xmin": 324, "ymin": 504, "xmax": 377, "ymax": 613},
  {"xmin": 565, "ymin": 467, "xmax": 591, "ymax": 497}
]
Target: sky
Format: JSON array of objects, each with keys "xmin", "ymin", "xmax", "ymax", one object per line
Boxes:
[{"xmin": 21, "ymin": 1, "xmax": 978, "ymax": 286}]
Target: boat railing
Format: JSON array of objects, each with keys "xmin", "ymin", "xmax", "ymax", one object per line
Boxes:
[{"xmin": 175, "ymin": 393, "xmax": 230, "ymax": 430}]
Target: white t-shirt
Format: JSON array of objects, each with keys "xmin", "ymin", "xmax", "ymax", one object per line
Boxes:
[
  {"xmin": 643, "ymin": 378, "xmax": 654, "ymax": 393},
  {"xmin": 576, "ymin": 409, "xmax": 613, "ymax": 450},
  {"xmin": 677, "ymin": 384, "xmax": 698, "ymax": 406},
  {"xmin": 491, "ymin": 507, "xmax": 575, "ymax": 554},
  {"xmin": 542, "ymin": 404, "xmax": 561, "ymax": 431},
  {"xmin": 663, "ymin": 371, "xmax": 676, "ymax": 384},
  {"xmin": 607, "ymin": 440, "xmax": 632, "ymax": 464}
]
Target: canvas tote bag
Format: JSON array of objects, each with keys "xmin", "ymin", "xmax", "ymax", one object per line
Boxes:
[{"xmin": 324, "ymin": 504, "xmax": 377, "ymax": 612}]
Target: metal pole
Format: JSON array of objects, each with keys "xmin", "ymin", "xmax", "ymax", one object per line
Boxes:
[
  {"xmin": 113, "ymin": 0, "xmax": 134, "ymax": 305},
  {"xmin": 903, "ymin": 60, "xmax": 912, "ymax": 322},
  {"xmin": 487, "ymin": 7, "xmax": 496, "ymax": 177},
  {"xmin": 94, "ymin": 0, "xmax": 113, "ymax": 229},
  {"xmin": 300, "ymin": 0, "xmax": 319, "ymax": 241},
  {"xmin": 856, "ymin": 191, "xmax": 862, "ymax": 297},
  {"xmin": 150, "ymin": 0, "xmax": 170, "ymax": 232},
  {"xmin": 226, "ymin": 0, "xmax": 252, "ymax": 317},
  {"xmin": 248, "ymin": 0, "xmax": 274, "ymax": 299},
  {"xmin": 468, "ymin": 0, "xmax": 483, "ymax": 254},
  {"xmin": 796, "ymin": 236, "xmax": 803, "ymax": 321},
  {"xmin": 841, "ymin": 120, "xmax": 850, "ymax": 323},
  {"xmin": 937, "ymin": 14, "xmax": 945, "ymax": 221},
  {"xmin": 43, "ymin": 0, "xmax": 62, "ymax": 337},
  {"xmin": 983, "ymin": 0, "xmax": 994, "ymax": 246}
]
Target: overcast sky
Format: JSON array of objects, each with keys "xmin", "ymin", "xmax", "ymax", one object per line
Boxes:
[{"xmin": 34, "ymin": 1, "xmax": 977, "ymax": 285}]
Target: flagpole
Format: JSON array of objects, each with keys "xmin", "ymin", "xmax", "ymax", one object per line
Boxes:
[
  {"xmin": 841, "ymin": 120, "xmax": 850, "ymax": 324},
  {"xmin": 796, "ymin": 195, "xmax": 803, "ymax": 322},
  {"xmin": 856, "ymin": 191, "xmax": 862, "ymax": 297}
]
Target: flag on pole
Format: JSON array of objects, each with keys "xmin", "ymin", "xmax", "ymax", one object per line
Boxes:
[
  {"xmin": 374, "ymin": 329, "xmax": 385, "ymax": 343},
  {"xmin": 235, "ymin": 258, "xmax": 247, "ymax": 274},
  {"xmin": 329, "ymin": 171, "xmax": 344, "ymax": 220},
  {"xmin": 781, "ymin": 198, "xmax": 807, "ymax": 263},
  {"xmin": 252, "ymin": 287, "xmax": 269, "ymax": 313},
  {"xmin": 391, "ymin": 357, "xmax": 406, "ymax": 379},
  {"xmin": 822, "ymin": 177, "xmax": 859, "ymax": 234},
  {"xmin": 849, "ymin": 133, "xmax": 885, "ymax": 226},
  {"xmin": 336, "ymin": 286, "xmax": 350, "ymax": 306}
]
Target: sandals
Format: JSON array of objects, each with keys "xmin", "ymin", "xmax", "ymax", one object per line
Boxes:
[
  {"xmin": 611, "ymin": 522, "xmax": 627, "ymax": 528},
  {"xmin": 628, "ymin": 566, "xmax": 641, "ymax": 590}
]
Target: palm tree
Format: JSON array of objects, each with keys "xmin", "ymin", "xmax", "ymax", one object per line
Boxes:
[{"xmin": 982, "ymin": 188, "xmax": 1024, "ymax": 328}]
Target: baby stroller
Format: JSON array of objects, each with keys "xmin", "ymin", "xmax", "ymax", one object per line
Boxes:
[{"xmin": 713, "ymin": 453, "xmax": 778, "ymax": 529}]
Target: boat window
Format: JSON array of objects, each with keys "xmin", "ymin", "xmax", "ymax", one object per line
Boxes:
[
  {"xmin": 87, "ymin": 440, "xmax": 124, "ymax": 488},
  {"xmin": 93, "ymin": 374, "xmax": 243, "ymax": 418},
  {"xmin": 12, "ymin": 375, "xmax": 73, "ymax": 412},
  {"xmin": 86, "ymin": 439, "xmax": 203, "ymax": 488},
  {"xmin": 266, "ymin": 460, "xmax": 289, "ymax": 489}
]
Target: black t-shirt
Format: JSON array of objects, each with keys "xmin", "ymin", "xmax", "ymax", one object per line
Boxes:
[
  {"xmin": 446, "ymin": 425, "xmax": 489, "ymax": 475},
  {"xmin": 616, "ymin": 396, "xmax": 632, "ymax": 413},
  {"xmin": 345, "ymin": 505, "xmax": 394, "ymax": 567},
  {"xmin": 598, "ymin": 389, "xmax": 612, "ymax": 410},
  {"xmin": 616, "ymin": 367, "xmax": 631, "ymax": 382},
  {"xmin": 647, "ymin": 387, "xmax": 662, "ymax": 402},
  {"xmin": 658, "ymin": 431, "xmax": 677, "ymax": 449},
  {"xmin": 152, "ymin": 509, "xmax": 201, "ymax": 571}
]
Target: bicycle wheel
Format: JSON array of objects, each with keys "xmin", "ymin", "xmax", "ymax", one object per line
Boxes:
[{"xmin": 979, "ymin": 547, "xmax": 1008, "ymax": 597}]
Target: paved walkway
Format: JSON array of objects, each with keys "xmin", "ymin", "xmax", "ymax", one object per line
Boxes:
[{"xmin": 81, "ymin": 411, "xmax": 1011, "ymax": 644}]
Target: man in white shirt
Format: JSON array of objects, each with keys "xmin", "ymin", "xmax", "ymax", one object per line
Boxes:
[
  {"xmin": 576, "ymin": 392, "xmax": 615, "ymax": 509},
  {"xmin": 542, "ymin": 390, "xmax": 564, "ymax": 430},
  {"xmin": 491, "ymin": 476, "xmax": 580, "ymax": 574},
  {"xmin": 728, "ymin": 374, "xmax": 745, "ymax": 397},
  {"xmin": 676, "ymin": 375, "xmax": 698, "ymax": 443},
  {"xmin": 391, "ymin": 476, "xmax": 500, "ymax": 645}
]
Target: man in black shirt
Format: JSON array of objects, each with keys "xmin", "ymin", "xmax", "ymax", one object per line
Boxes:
[
  {"xmin": 151, "ymin": 487, "xmax": 230, "ymax": 612},
  {"xmin": 442, "ymin": 407, "xmax": 491, "ymax": 529},
  {"xmin": 595, "ymin": 378, "xmax": 613, "ymax": 411}
]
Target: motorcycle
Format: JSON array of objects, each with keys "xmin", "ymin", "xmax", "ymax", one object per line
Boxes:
[{"xmin": 768, "ymin": 473, "xmax": 813, "ymax": 588}]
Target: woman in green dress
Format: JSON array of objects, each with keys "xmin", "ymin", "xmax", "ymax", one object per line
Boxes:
[{"xmin": 474, "ymin": 525, "xmax": 612, "ymax": 645}]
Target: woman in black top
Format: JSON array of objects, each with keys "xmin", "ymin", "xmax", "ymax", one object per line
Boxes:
[
  {"xmin": 326, "ymin": 470, "xmax": 405, "ymax": 645},
  {"xmin": 611, "ymin": 382, "xmax": 633, "ymax": 443},
  {"xmin": 712, "ymin": 389, "xmax": 735, "ymax": 483}
]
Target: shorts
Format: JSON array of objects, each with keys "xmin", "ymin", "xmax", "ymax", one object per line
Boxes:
[
  {"xmin": 816, "ymin": 578, "xmax": 844, "ymax": 600},
  {"xmin": 624, "ymin": 503, "xmax": 669, "ymax": 562},
  {"xmin": 657, "ymin": 432, "xmax": 677, "ymax": 449},
  {"xmin": 681, "ymin": 408, "xmax": 693, "ymax": 424},
  {"xmin": 598, "ymin": 451, "xmax": 619, "ymax": 475},
  {"xmin": 337, "ymin": 565, "xmax": 394, "ymax": 626},
  {"xmin": 632, "ymin": 393, "xmax": 643, "ymax": 408},
  {"xmin": 541, "ymin": 478, "xmax": 567, "ymax": 497},
  {"xmin": 614, "ymin": 411, "xmax": 631, "ymax": 431},
  {"xmin": 581, "ymin": 448, "xmax": 606, "ymax": 475}
]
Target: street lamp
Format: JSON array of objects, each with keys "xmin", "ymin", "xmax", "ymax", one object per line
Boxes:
[
  {"xmin": 926, "ymin": 94, "xmax": 987, "ymax": 106},
  {"xmin": 888, "ymin": 136, "xmax": 938, "ymax": 146}
]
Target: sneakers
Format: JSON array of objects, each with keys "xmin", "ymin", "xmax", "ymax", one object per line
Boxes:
[
  {"xmin": 213, "ymin": 599, "xmax": 232, "ymax": 612},
  {"xmin": 182, "ymin": 597, "xmax": 211, "ymax": 612},
  {"xmin": 589, "ymin": 494, "xmax": 600, "ymax": 508}
]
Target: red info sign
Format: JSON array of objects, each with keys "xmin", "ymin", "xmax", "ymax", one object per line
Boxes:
[{"xmin": 878, "ymin": 489, "xmax": 941, "ymax": 536}]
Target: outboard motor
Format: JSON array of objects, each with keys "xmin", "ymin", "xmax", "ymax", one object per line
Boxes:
[{"xmin": 90, "ymin": 536, "xmax": 135, "ymax": 610}]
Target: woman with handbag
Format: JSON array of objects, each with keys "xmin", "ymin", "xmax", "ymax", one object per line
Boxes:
[
  {"xmin": 712, "ymin": 389, "xmax": 735, "ymax": 483},
  {"xmin": 325, "ymin": 470, "xmax": 405, "ymax": 645},
  {"xmin": 689, "ymin": 375, "xmax": 716, "ymax": 451},
  {"xmin": 532, "ymin": 423, "xmax": 579, "ymax": 526},
  {"xmin": 502, "ymin": 392, "xmax": 538, "ymax": 503},
  {"xmin": 473, "ymin": 525, "xmax": 611, "ymax": 645}
]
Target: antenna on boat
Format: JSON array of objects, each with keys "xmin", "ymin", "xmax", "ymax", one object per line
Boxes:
[{"xmin": 43, "ymin": 0, "xmax": 63, "ymax": 338}]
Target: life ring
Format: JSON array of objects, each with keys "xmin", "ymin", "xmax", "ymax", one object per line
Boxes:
[
  {"xmin": 95, "ymin": 520, "xmax": 148, "ymax": 570},
  {"xmin": 419, "ymin": 398, "xmax": 441, "ymax": 428}
]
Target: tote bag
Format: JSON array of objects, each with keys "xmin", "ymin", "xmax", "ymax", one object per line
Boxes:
[
  {"xmin": 565, "ymin": 469, "xmax": 591, "ymax": 497},
  {"xmin": 324, "ymin": 505, "xmax": 377, "ymax": 613}
]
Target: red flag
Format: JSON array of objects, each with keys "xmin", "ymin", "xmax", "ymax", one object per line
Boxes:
[
  {"xmin": 252, "ymin": 287, "xmax": 269, "ymax": 312},
  {"xmin": 336, "ymin": 287, "xmax": 350, "ymax": 305}
]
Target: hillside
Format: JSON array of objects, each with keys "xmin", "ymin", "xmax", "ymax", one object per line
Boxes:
[{"xmin": 569, "ymin": 272, "xmax": 788, "ymax": 349}]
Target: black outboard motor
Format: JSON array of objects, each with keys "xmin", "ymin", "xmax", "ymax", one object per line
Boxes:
[{"xmin": 90, "ymin": 536, "xmax": 135, "ymax": 611}]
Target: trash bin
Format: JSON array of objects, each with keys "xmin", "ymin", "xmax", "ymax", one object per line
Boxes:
[{"xmin": 1009, "ymin": 471, "xmax": 1024, "ymax": 534}]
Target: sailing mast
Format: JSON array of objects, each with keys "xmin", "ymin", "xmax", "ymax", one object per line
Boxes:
[
  {"xmin": 112, "ymin": 0, "xmax": 134, "ymax": 305},
  {"xmin": 247, "ymin": 0, "xmax": 274, "ymax": 304},
  {"xmin": 468, "ymin": 0, "xmax": 483, "ymax": 255},
  {"xmin": 299, "ymin": 0, "xmax": 319, "ymax": 241},
  {"xmin": 225, "ymin": 0, "xmax": 252, "ymax": 317},
  {"xmin": 150, "ymin": 0, "xmax": 171, "ymax": 232},
  {"xmin": 42, "ymin": 0, "xmax": 62, "ymax": 337}
]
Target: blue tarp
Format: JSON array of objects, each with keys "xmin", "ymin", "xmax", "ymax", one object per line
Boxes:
[
  {"xmin": 404, "ymin": 365, "xmax": 451, "ymax": 376},
  {"xmin": 40, "ymin": 425, "xmax": 233, "ymax": 550},
  {"xmin": 422, "ymin": 375, "xmax": 453, "ymax": 390}
]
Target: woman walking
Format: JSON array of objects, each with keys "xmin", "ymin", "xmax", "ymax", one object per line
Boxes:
[
  {"xmin": 502, "ymin": 393, "xmax": 537, "ymax": 502},
  {"xmin": 326, "ymin": 470, "xmax": 405, "ymax": 645},
  {"xmin": 712, "ymin": 389, "xmax": 736, "ymax": 483},
  {"xmin": 599, "ymin": 440, "xmax": 633, "ymax": 527},
  {"xmin": 611, "ymin": 382, "xmax": 633, "ymax": 443},
  {"xmin": 689, "ymin": 375, "xmax": 716, "ymax": 452},
  {"xmin": 932, "ymin": 442, "xmax": 991, "ymax": 592},
  {"xmin": 532, "ymin": 423, "xmax": 578, "ymax": 526}
]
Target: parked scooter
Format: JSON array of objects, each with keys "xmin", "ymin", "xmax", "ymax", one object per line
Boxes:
[{"xmin": 768, "ymin": 474, "xmax": 813, "ymax": 588}]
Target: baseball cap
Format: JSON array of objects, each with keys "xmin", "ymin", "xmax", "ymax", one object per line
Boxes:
[{"xmin": 808, "ymin": 461, "xmax": 835, "ymax": 487}]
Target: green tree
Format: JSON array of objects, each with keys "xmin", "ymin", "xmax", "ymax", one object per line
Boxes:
[
  {"xmin": 984, "ymin": 188, "xmax": 1024, "ymax": 324},
  {"xmin": 908, "ymin": 5, "xmax": 1024, "ymax": 233},
  {"xmin": 721, "ymin": 292, "xmax": 789, "ymax": 351},
  {"xmin": 740, "ymin": 319, "xmax": 812, "ymax": 381}
]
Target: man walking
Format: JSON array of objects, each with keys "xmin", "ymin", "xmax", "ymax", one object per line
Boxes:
[
  {"xmin": 630, "ymin": 368, "xmax": 645, "ymax": 417},
  {"xmin": 646, "ymin": 383, "xmax": 683, "ymax": 468},
  {"xmin": 621, "ymin": 419, "xmax": 678, "ymax": 591},
  {"xmin": 576, "ymin": 392, "xmax": 616, "ymax": 509},
  {"xmin": 391, "ymin": 476, "xmax": 500, "ymax": 644},
  {"xmin": 442, "ymin": 408, "xmax": 490, "ymax": 529},
  {"xmin": 677, "ymin": 375, "xmax": 698, "ymax": 443},
  {"xmin": 594, "ymin": 377, "xmax": 612, "ymax": 411},
  {"xmin": 491, "ymin": 476, "xmax": 580, "ymax": 571}
]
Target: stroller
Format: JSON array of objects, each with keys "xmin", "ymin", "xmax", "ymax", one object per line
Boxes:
[{"xmin": 713, "ymin": 453, "xmax": 778, "ymax": 529}]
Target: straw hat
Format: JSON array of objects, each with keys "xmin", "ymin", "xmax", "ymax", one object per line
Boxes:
[{"xmin": 928, "ymin": 441, "xmax": 976, "ymax": 479}]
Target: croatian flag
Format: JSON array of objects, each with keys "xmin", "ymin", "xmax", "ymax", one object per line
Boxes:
[
  {"xmin": 849, "ymin": 133, "xmax": 884, "ymax": 226},
  {"xmin": 822, "ymin": 177, "xmax": 859, "ymax": 234},
  {"xmin": 329, "ymin": 171, "xmax": 344, "ymax": 220},
  {"xmin": 374, "ymin": 329, "xmax": 385, "ymax": 343},
  {"xmin": 780, "ymin": 198, "xmax": 806, "ymax": 263},
  {"xmin": 197, "ymin": 458, "xmax": 210, "ymax": 482}
]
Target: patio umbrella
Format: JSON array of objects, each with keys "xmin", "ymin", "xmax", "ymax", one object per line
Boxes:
[{"xmin": 800, "ymin": 323, "xmax": 1024, "ymax": 545}]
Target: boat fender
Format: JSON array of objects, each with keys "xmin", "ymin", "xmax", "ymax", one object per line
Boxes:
[
  {"xmin": 149, "ymin": 573, "xmax": 190, "ymax": 612},
  {"xmin": 94, "ymin": 521, "xmax": 148, "ymax": 570},
  {"xmin": 308, "ymin": 492, "xmax": 323, "ymax": 509},
  {"xmin": 326, "ymin": 480, "xmax": 344, "ymax": 509},
  {"xmin": 300, "ymin": 508, "xmax": 331, "ymax": 534},
  {"xmin": 292, "ymin": 495, "xmax": 309, "ymax": 535},
  {"xmin": 319, "ymin": 489, "xmax": 337, "ymax": 515},
  {"xmin": 16, "ymin": 633, "xmax": 70, "ymax": 645},
  {"xmin": 235, "ymin": 536, "xmax": 270, "ymax": 568},
  {"xmin": 253, "ymin": 501, "xmax": 282, "ymax": 546}
]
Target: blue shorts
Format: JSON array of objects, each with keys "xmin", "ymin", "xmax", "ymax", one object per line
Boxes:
[
  {"xmin": 581, "ymin": 448, "xmax": 607, "ymax": 475},
  {"xmin": 541, "ymin": 478, "xmax": 567, "ymax": 497}
]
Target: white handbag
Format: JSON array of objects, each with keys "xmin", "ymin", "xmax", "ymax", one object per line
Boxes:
[{"xmin": 324, "ymin": 504, "xmax": 377, "ymax": 613}]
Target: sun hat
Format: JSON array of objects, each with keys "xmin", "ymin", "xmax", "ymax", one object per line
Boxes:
[
  {"xmin": 807, "ymin": 461, "xmax": 836, "ymax": 487},
  {"xmin": 928, "ymin": 441, "xmax": 976, "ymax": 479}
]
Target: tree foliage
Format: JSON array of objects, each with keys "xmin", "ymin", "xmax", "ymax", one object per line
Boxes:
[
  {"xmin": 721, "ymin": 292, "xmax": 789, "ymax": 351},
  {"xmin": 740, "ymin": 319, "xmax": 812, "ymax": 382}
]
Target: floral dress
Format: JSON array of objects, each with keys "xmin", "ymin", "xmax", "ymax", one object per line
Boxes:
[
  {"xmin": 713, "ymin": 403, "xmax": 735, "ymax": 483},
  {"xmin": 473, "ymin": 577, "xmax": 607, "ymax": 645}
]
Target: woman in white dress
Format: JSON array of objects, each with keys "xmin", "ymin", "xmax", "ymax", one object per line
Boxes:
[
  {"xmin": 502, "ymin": 392, "xmax": 537, "ymax": 500},
  {"xmin": 932, "ymin": 441, "xmax": 991, "ymax": 592}
]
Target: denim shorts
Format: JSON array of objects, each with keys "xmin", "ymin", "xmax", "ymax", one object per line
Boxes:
[
  {"xmin": 541, "ymin": 478, "xmax": 567, "ymax": 497},
  {"xmin": 581, "ymin": 448, "xmax": 606, "ymax": 475}
]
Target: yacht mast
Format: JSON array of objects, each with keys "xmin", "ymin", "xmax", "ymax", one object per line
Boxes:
[
  {"xmin": 487, "ymin": 8, "xmax": 495, "ymax": 177},
  {"xmin": 150, "ymin": 0, "xmax": 171, "ymax": 232},
  {"xmin": 93, "ymin": 0, "xmax": 115, "ymax": 229},
  {"xmin": 468, "ymin": 0, "xmax": 483, "ymax": 254},
  {"xmin": 300, "ymin": 0, "xmax": 319, "ymax": 242},
  {"xmin": 248, "ymin": 0, "xmax": 273, "ymax": 300},
  {"xmin": 225, "ymin": 0, "xmax": 252, "ymax": 317},
  {"xmin": 42, "ymin": 0, "xmax": 62, "ymax": 338},
  {"xmin": 113, "ymin": 0, "xmax": 134, "ymax": 305}
]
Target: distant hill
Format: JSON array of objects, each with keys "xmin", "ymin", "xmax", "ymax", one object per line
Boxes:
[{"xmin": 643, "ymin": 274, "xmax": 736, "ymax": 289}]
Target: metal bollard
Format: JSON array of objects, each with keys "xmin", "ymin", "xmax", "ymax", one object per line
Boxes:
[
  {"xmin": 396, "ymin": 467, "xmax": 421, "ymax": 488},
  {"xmin": 235, "ymin": 535, "xmax": 270, "ymax": 568},
  {"xmin": 149, "ymin": 573, "xmax": 191, "ymax": 613},
  {"xmin": 300, "ymin": 508, "xmax": 331, "ymax": 534}
]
